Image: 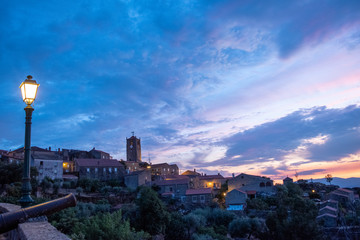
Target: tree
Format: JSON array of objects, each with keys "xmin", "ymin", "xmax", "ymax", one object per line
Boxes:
[
  {"xmin": 135, "ymin": 187, "xmax": 170, "ymax": 235},
  {"xmin": 183, "ymin": 213, "xmax": 206, "ymax": 240},
  {"xmin": 76, "ymin": 187, "xmax": 83, "ymax": 197},
  {"xmin": 325, "ymin": 174, "xmax": 333, "ymax": 185},
  {"xmin": 62, "ymin": 182, "xmax": 71, "ymax": 192},
  {"xmin": 228, "ymin": 218, "xmax": 251, "ymax": 238},
  {"xmin": 72, "ymin": 211, "xmax": 150, "ymax": 240},
  {"xmin": 165, "ymin": 212, "xmax": 187, "ymax": 240},
  {"xmin": 263, "ymin": 184, "xmax": 322, "ymax": 240}
]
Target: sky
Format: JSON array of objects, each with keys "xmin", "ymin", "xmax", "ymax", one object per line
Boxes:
[{"xmin": 1, "ymin": 0, "xmax": 360, "ymax": 181}]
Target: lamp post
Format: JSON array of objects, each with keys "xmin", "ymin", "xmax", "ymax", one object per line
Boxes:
[{"xmin": 18, "ymin": 75, "xmax": 39, "ymax": 208}]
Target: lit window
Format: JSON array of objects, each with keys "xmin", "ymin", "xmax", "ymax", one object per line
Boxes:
[
  {"xmin": 109, "ymin": 168, "xmax": 112, "ymax": 173},
  {"xmin": 114, "ymin": 168, "xmax": 117, "ymax": 173},
  {"xmin": 103, "ymin": 168, "xmax": 106, "ymax": 172},
  {"xmin": 87, "ymin": 168, "xmax": 90, "ymax": 173},
  {"xmin": 95, "ymin": 168, "xmax": 98, "ymax": 173}
]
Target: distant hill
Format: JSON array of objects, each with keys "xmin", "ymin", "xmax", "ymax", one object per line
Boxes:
[{"xmin": 306, "ymin": 177, "xmax": 360, "ymax": 188}]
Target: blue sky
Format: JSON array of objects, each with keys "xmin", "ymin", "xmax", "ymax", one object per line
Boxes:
[{"xmin": 1, "ymin": 0, "xmax": 360, "ymax": 180}]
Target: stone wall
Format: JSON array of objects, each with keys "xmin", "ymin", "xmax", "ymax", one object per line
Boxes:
[{"xmin": 0, "ymin": 203, "xmax": 70, "ymax": 240}]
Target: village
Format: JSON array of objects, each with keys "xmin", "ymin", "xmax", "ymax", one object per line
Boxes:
[{"xmin": 1, "ymin": 134, "xmax": 360, "ymax": 239}]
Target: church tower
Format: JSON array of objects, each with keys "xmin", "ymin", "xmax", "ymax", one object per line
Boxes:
[{"xmin": 126, "ymin": 133, "xmax": 141, "ymax": 162}]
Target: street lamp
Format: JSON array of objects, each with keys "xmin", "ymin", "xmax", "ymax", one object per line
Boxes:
[{"xmin": 19, "ymin": 75, "xmax": 39, "ymax": 208}]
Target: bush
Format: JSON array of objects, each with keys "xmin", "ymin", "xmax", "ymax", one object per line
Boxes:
[{"xmin": 228, "ymin": 218, "xmax": 251, "ymax": 238}]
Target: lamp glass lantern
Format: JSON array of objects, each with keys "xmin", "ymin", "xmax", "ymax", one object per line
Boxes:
[{"xmin": 19, "ymin": 75, "xmax": 40, "ymax": 105}]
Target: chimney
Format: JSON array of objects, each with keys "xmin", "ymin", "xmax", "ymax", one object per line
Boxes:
[
  {"xmin": 58, "ymin": 148, "xmax": 60, "ymax": 153},
  {"xmin": 194, "ymin": 169, "xmax": 196, "ymax": 172},
  {"xmin": 218, "ymin": 173, "xmax": 220, "ymax": 176},
  {"xmin": 49, "ymin": 146, "xmax": 51, "ymax": 151},
  {"xmin": 232, "ymin": 173, "xmax": 235, "ymax": 178}
]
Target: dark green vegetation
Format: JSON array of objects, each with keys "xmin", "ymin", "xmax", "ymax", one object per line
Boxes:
[
  {"xmin": 0, "ymin": 163, "xmax": 343, "ymax": 239},
  {"xmin": 46, "ymin": 184, "xmax": 324, "ymax": 240}
]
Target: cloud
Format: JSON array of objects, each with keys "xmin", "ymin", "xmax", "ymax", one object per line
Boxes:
[
  {"xmin": 216, "ymin": 105, "xmax": 360, "ymax": 167},
  {"xmin": 297, "ymin": 169, "xmax": 326, "ymax": 176}
]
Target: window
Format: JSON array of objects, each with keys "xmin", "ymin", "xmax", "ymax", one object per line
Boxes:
[
  {"xmin": 54, "ymin": 163, "xmax": 58, "ymax": 167},
  {"xmin": 260, "ymin": 182, "xmax": 265, "ymax": 187},
  {"xmin": 95, "ymin": 168, "xmax": 98, "ymax": 173},
  {"xmin": 103, "ymin": 168, "xmax": 106, "ymax": 173},
  {"xmin": 192, "ymin": 196, "xmax": 197, "ymax": 203},
  {"xmin": 109, "ymin": 168, "xmax": 112, "ymax": 173},
  {"xmin": 170, "ymin": 187, "xmax": 173, "ymax": 192},
  {"xmin": 242, "ymin": 184, "xmax": 245, "ymax": 186},
  {"xmin": 87, "ymin": 168, "xmax": 90, "ymax": 173},
  {"xmin": 266, "ymin": 181, "xmax": 272, "ymax": 187},
  {"xmin": 114, "ymin": 168, "xmax": 117, "ymax": 173},
  {"xmin": 200, "ymin": 195, "xmax": 205, "ymax": 203},
  {"xmin": 40, "ymin": 161, "xmax": 43, "ymax": 166}
]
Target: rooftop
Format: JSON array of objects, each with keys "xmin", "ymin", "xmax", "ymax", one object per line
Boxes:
[
  {"xmin": 186, "ymin": 188, "xmax": 212, "ymax": 195},
  {"xmin": 75, "ymin": 158, "xmax": 122, "ymax": 167}
]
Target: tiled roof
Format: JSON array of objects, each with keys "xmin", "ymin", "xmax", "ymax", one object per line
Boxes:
[
  {"xmin": 316, "ymin": 213, "xmax": 337, "ymax": 218},
  {"xmin": 151, "ymin": 163, "xmax": 169, "ymax": 167},
  {"xmin": 230, "ymin": 189, "xmax": 247, "ymax": 194},
  {"xmin": 320, "ymin": 206, "xmax": 337, "ymax": 212},
  {"xmin": 90, "ymin": 148, "xmax": 109, "ymax": 154},
  {"xmin": 336, "ymin": 188, "xmax": 353, "ymax": 193},
  {"xmin": 181, "ymin": 170, "xmax": 201, "ymax": 176},
  {"xmin": 186, "ymin": 188, "xmax": 212, "ymax": 195},
  {"xmin": 199, "ymin": 175, "xmax": 224, "ymax": 180},
  {"xmin": 161, "ymin": 192, "xmax": 174, "ymax": 196},
  {"xmin": 153, "ymin": 178, "xmax": 189, "ymax": 186},
  {"xmin": 164, "ymin": 175, "xmax": 189, "ymax": 180},
  {"xmin": 75, "ymin": 158, "xmax": 122, "ymax": 167},
  {"xmin": 246, "ymin": 190, "xmax": 257, "ymax": 195}
]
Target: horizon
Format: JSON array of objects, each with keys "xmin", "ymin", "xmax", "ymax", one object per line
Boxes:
[{"xmin": 1, "ymin": 1, "xmax": 360, "ymax": 182}]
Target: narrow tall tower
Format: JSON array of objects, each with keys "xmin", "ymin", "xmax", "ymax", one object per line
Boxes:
[{"xmin": 126, "ymin": 133, "xmax": 141, "ymax": 162}]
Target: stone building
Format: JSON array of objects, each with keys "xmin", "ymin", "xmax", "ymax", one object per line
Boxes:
[
  {"xmin": 225, "ymin": 189, "xmax": 247, "ymax": 210},
  {"xmin": 316, "ymin": 213, "xmax": 337, "ymax": 227},
  {"xmin": 123, "ymin": 161, "xmax": 141, "ymax": 172},
  {"xmin": 329, "ymin": 188, "xmax": 355, "ymax": 204},
  {"xmin": 151, "ymin": 163, "xmax": 179, "ymax": 177},
  {"xmin": 153, "ymin": 178, "xmax": 190, "ymax": 200},
  {"xmin": 31, "ymin": 154, "xmax": 63, "ymax": 182},
  {"xmin": 199, "ymin": 174, "xmax": 226, "ymax": 189},
  {"xmin": 186, "ymin": 188, "xmax": 213, "ymax": 206},
  {"xmin": 124, "ymin": 169, "xmax": 151, "ymax": 190},
  {"xmin": 89, "ymin": 148, "xmax": 111, "ymax": 159},
  {"xmin": 75, "ymin": 159, "xmax": 126, "ymax": 181},
  {"xmin": 283, "ymin": 176, "xmax": 293, "ymax": 185},
  {"xmin": 227, "ymin": 173, "xmax": 274, "ymax": 194},
  {"xmin": 127, "ymin": 135, "xmax": 141, "ymax": 162}
]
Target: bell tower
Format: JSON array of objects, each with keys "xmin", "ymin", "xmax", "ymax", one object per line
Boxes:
[{"xmin": 126, "ymin": 132, "xmax": 141, "ymax": 162}]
